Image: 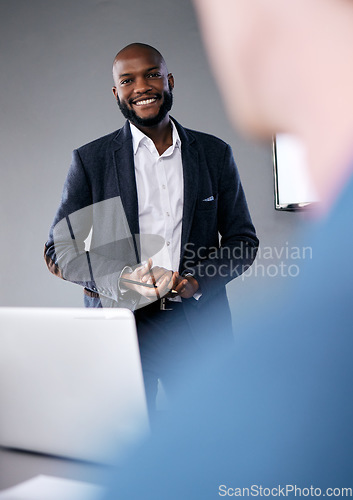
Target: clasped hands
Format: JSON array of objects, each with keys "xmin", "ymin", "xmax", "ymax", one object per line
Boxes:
[{"xmin": 121, "ymin": 258, "xmax": 199, "ymax": 300}]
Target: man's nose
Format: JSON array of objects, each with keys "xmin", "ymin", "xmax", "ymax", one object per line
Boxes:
[{"xmin": 133, "ymin": 77, "xmax": 152, "ymax": 94}]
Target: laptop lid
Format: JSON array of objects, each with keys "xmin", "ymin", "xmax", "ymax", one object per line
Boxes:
[{"xmin": 0, "ymin": 307, "xmax": 149, "ymax": 464}]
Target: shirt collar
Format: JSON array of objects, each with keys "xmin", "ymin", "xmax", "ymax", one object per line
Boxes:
[{"xmin": 129, "ymin": 119, "xmax": 181, "ymax": 156}]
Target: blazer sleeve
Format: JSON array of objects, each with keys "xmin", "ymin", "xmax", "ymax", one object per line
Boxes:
[{"xmin": 44, "ymin": 149, "xmax": 139, "ymax": 308}]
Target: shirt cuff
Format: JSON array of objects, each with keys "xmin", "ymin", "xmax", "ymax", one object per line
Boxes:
[
  {"xmin": 193, "ymin": 291, "xmax": 202, "ymax": 301},
  {"xmin": 118, "ymin": 266, "xmax": 133, "ymax": 294}
]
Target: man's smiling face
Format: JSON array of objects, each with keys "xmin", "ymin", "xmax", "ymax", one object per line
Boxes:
[{"xmin": 112, "ymin": 45, "xmax": 174, "ymax": 128}]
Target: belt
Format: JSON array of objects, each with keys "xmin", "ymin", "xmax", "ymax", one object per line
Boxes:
[
  {"xmin": 140, "ymin": 297, "xmax": 184, "ymax": 313},
  {"xmin": 159, "ymin": 297, "xmax": 181, "ymax": 311}
]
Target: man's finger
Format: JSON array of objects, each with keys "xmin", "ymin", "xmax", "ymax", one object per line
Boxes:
[
  {"xmin": 138, "ymin": 259, "xmax": 154, "ymax": 282},
  {"xmin": 174, "ymin": 279, "xmax": 188, "ymax": 294},
  {"xmin": 147, "ymin": 267, "xmax": 170, "ymax": 283},
  {"xmin": 170, "ymin": 271, "xmax": 180, "ymax": 292},
  {"xmin": 156, "ymin": 273, "xmax": 172, "ymax": 290}
]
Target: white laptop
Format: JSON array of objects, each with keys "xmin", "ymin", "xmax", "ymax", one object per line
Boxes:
[{"xmin": 0, "ymin": 307, "xmax": 149, "ymax": 465}]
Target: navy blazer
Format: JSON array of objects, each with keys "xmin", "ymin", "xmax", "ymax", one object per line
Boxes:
[{"xmin": 45, "ymin": 119, "xmax": 258, "ymax": 341}]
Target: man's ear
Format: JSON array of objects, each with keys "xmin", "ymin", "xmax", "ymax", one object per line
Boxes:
[
  {"xmin": 168, "ymin": 73, "xmax": 175, "ymax": 90},
  {"xmin": 112, "ymin": 86, "xmax": 118, "ymax": 99}
]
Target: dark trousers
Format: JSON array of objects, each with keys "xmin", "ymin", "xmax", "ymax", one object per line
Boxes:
[{"xmin": 134, "ymin": 300, "xmax": 197, "ymax": 416}]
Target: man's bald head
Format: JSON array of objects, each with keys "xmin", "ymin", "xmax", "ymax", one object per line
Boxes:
[
  {"xmin": 111, "ymin": 42, "xmax": 174, "ymax": 129},
  {"xmin": 112, "ymin": 43, "xmax": 168, "ymax": 83}
]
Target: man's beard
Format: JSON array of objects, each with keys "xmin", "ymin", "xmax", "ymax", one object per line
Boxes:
[{"xmin": 116, "ymin": 86, "xmax": 173, "ymax": 128}]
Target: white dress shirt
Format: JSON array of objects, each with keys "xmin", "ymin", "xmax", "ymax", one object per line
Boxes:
[{"xmin": 130, "ymin": 120, "xmax": 184, "ymax": 272}]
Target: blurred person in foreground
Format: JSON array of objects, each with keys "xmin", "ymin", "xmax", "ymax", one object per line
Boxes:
[{"xmin": 103, "ymin": 0, "xmax": 353, "ymax": 497}]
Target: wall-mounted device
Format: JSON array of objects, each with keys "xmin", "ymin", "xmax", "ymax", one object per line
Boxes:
[{"xmin": 273, "ymin": 134, "xmax": 319, "ymax": 211}]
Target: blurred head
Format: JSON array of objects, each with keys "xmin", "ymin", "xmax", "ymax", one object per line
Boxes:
[{"xmin": 193, "ymin": 0, "xmax": 352, "ymax": 139}]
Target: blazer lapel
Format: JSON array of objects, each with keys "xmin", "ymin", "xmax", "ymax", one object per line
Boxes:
[
  {"xmin": 173, "ymin": 119, "xmax": 199, "ymax": 268},
  {"xmin": 112, "ymin": 121, "xmax": 141, "ymax": 262},
  {"xmin": 112, "ymin": 121, "xmax": 139, "ymax": 235}
]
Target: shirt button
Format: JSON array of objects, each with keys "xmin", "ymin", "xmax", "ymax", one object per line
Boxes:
[
  {"xmin": 167, "ymin": 242, "xmax": 170, "ymax": 246},
  {"xmin": 166, "ymin": 212, "xmax": 170, "ymax": 216},
  {"xmin": 162, "ymin": 185, "xmax": 166, "ymax": 189}
]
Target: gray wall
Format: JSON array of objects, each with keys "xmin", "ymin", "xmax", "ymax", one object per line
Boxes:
[{"xmin": 0, "ymin": 0, "xmax": 307, "ymax": 316}]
